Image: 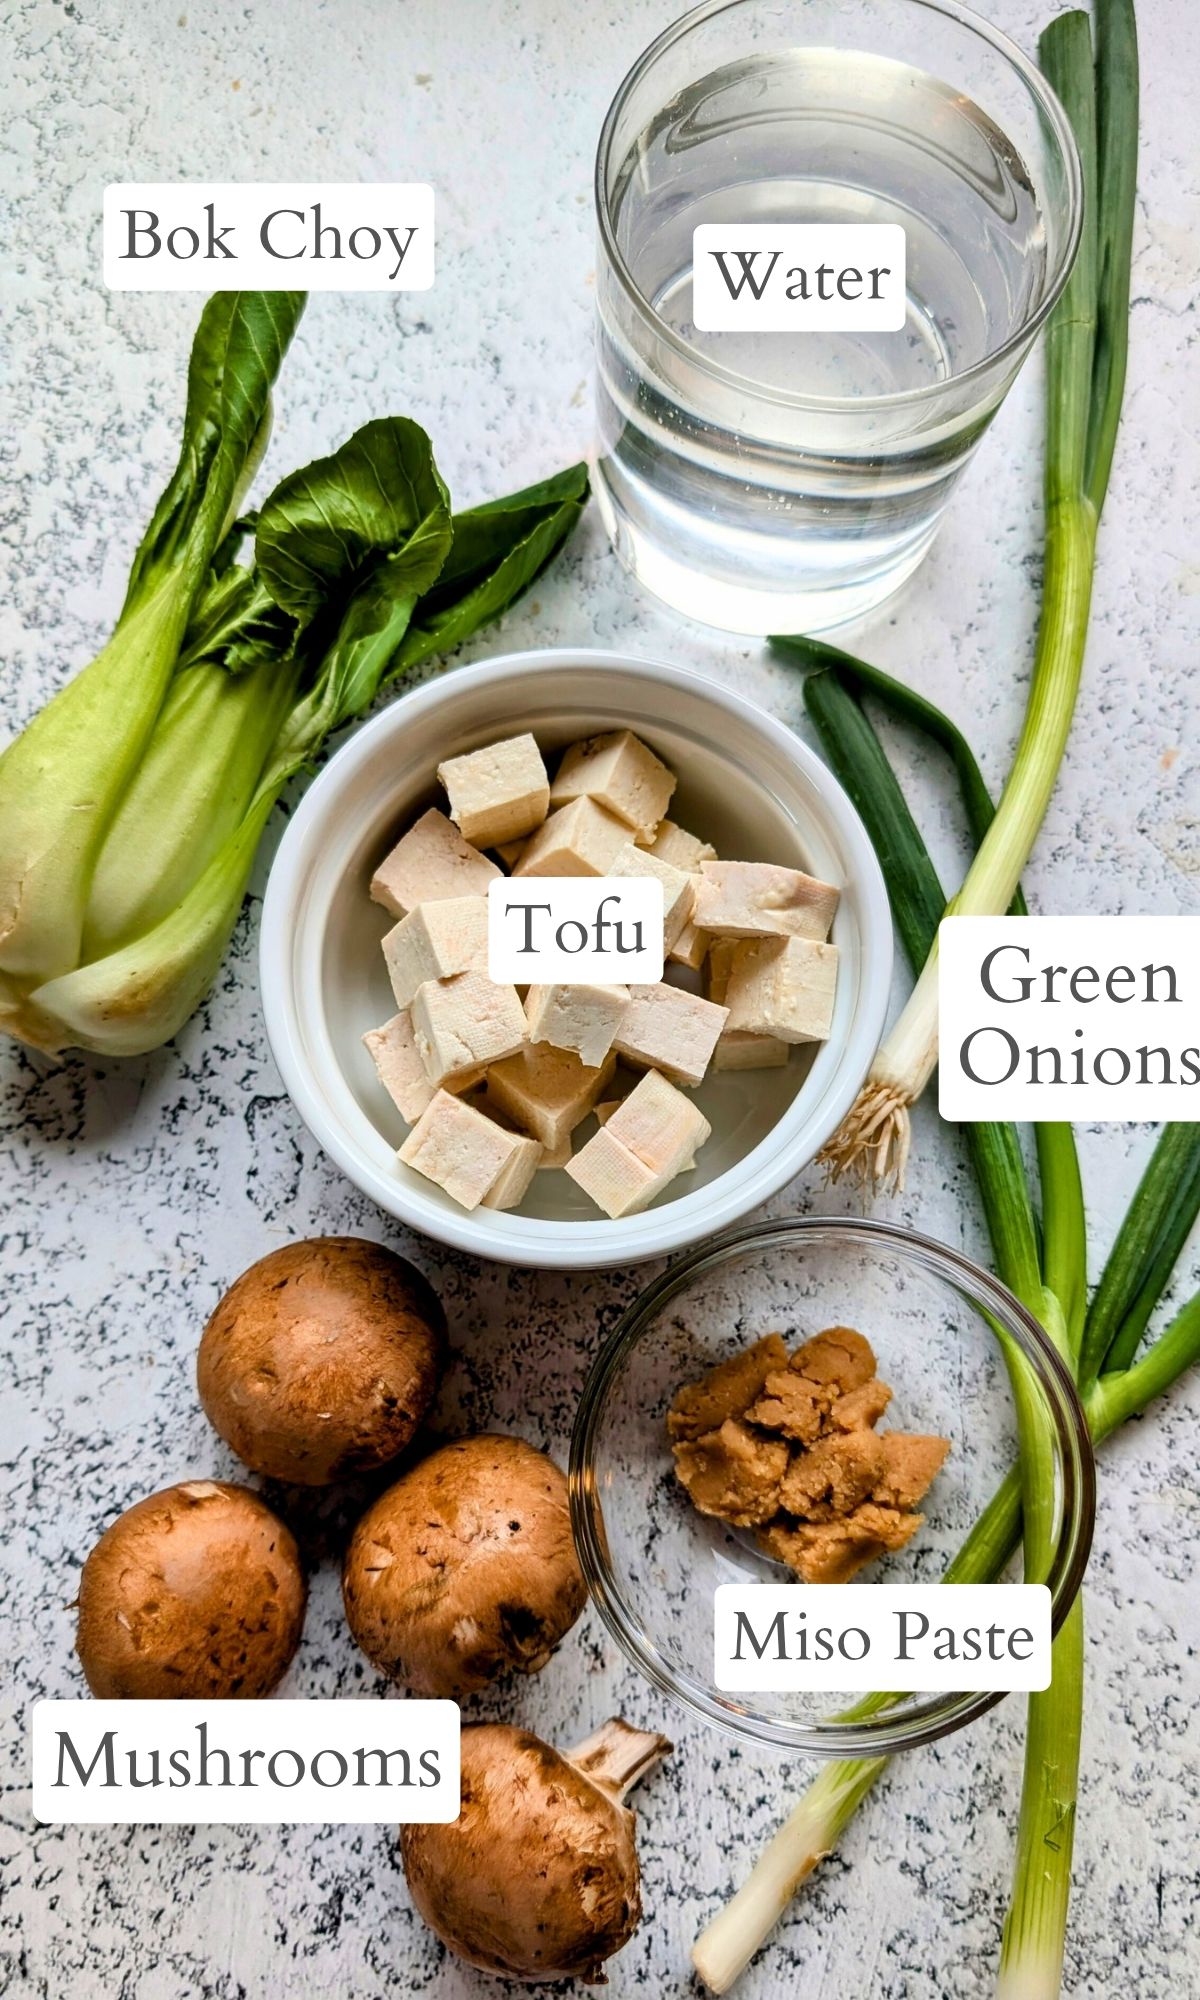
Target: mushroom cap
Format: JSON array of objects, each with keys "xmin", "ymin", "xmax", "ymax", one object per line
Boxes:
[
  {"xmin": 401, "ymin": 1723, "xmax": 642, "ymax": 1982},
  {"xmin": 197, "ymin": 1237, "xmax": 445, "ymax": 1485},
  {"xmin": 342, "ymin": 1433, "xmax": 586, "ymax": 1697},
  {"xmin": 75, "ymin": 1480, "xmax": 306, "ymax": 1699}
]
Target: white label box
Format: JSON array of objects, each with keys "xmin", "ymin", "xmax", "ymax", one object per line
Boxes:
[
  {"xmin": 692, "ymin": 223, "xmax": 906, "ymax": 332},
  {"xmin": 32, "ymin": 1699, "xmax": 460, "ymax": 1824},
  {"xmin": 104, "ymin": 184, "xmax": 434, "ymax": 290},
  {"xmin": 488, "ymin": 876, "xmax": 664, "ymax": 983},
  {"xmin": 714, "ymin": 1584, "xmax": 1051, "ymax": 1693},
  {"xmin": 939, "ymin": 915, "xmax": 1200, "ymax": 1122}
]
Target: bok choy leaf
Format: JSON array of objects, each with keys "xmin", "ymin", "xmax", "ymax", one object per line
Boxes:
[{"xmin": 395, "ymin": 461, "xmax": 590, "ymax": 671}]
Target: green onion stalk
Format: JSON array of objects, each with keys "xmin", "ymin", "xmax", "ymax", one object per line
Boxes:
[
  {"xmin": 997, "ymin": 5, "xmax": 1138, "ymax": 1988},
  {"xmin": 691, "ymin": 1277, "xmax": 1200, "ymax": 1995},
  {"xmin": 788, "ymin": 664, "xmax": 1088, "ymax": 1999},
  {"xmin": 692, "ymin": 672, "xmax": 1199, "ymax": 1994},
  {"xmin": 782, "ymin": 0, "xmax": 1137, "ymax": 1194},
  {"xmin": 787, "ymin": 591, "xmax": 1184, "ymax": 2000},
  {"xmin": 696, "ymin": 135, "xmax": 1186, "ymax": 1977}
]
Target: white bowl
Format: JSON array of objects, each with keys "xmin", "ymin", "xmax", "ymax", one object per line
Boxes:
[{"xmin": 260, "ymin": 649, "xmax": 891, "ymax": 1269}]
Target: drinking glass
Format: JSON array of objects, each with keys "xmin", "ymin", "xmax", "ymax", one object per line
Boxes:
[{"xmin": 593, "ymin": 0, "xmax": 1082, "ymax": 634}]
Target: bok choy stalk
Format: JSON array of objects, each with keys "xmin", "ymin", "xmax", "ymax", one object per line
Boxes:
[
  {"xmin": 15, "ymin": 419, "xmax": 588, "ymax": 1057},
  {"xmin": 692, "ymin": 664, "xmax": 1200, "ymax": 1996},
  {"xmin": 0, "ymin": 291, "xmax": 304, "ymax": 1030},
  {"xmin": 773, "ymin": 0, "xmax": 1137, "ymax": 1193}
]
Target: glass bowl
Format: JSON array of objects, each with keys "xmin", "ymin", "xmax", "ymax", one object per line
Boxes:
[{"xmin": 570, "ymin": 1217, "xmax": 1094, "ymax": 1755}]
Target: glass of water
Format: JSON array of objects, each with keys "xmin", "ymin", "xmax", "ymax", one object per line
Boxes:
[{"xmin": 594, "ymin": 0, "xmax": 1083, "ymax": 635}]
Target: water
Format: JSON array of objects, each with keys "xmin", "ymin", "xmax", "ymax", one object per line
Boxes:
[{"xmin": 595, "ymin": 48, "xmax": 1051, "ymax": 633}]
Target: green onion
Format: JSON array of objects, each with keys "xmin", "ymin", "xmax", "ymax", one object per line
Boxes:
[
  {"xmin": 801, "ymin": 660, "xmax": 1084, "ymax": 2000},
  {"xmin": 692, "ymin": 688, "xmax": 1192, "ymax": 1984},
  {"xmin": 1078, "ymin": 1123, "xmax": 1200, "ymax": 1383},
  {"xmin": 781, "ymin": 635, "xmax": 1028, "ymax": 918},
  {"xmin": 998, "ymin": 12, "xmax": 1138, "ymax": 1988},
  {"xmin": 777, "ymin": 28, "xmax": 1140, "ymax": 1977},
  {"xmin": 770, "ymin": 0, "xmax": 1134, "ymax": 1193},
  {"xmin": 1007, "ymin": 1123, "xmax": 1200, "ymax": 1986},
  {"xmin": 1088, "ymin": 1291, "xmax": 1200, "ymax": 1438},
  {"xmin": 700, "ymin": 351, "xmax": 1200, "ymax": 1996},
  {"xmin": 803, "ymin": 666, "xmax": 1050, "ymax": 1314},
  {"xmin": 692, "ymin": 1270, "xmax": 1200, "ymax": 1996},
  {"xmin": 698, "ymin": 643, "xmax": 1193, "ymax": 1989}
]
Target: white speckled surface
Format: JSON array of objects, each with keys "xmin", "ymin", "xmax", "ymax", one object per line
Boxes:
[{"xmin": 2, "ymin": 1, "xmax": 1199, "ymax": 1994}]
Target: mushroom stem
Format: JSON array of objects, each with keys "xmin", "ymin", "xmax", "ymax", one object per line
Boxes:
[{"xmin": 566, "ymin": 1716, "xmax": 673, "ymax": 1803}]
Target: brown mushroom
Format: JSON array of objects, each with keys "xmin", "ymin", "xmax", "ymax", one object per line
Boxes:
[
  {"xmin": 401, "ymin": 1717, "xmax": 670, "ymax": 1982},
  {"xmin": 75, "ymin": 1480, "xmax": 305, "ymax": 1698},
  {"xmin": 342, "ymin": 1433, "xmax": 585, "ymax": 1696},
  {"xmin": 197, "ymin": 1237, "xmax": 445, "ymax": 1485}
]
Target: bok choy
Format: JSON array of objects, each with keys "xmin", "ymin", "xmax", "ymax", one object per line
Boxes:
[
  {"xmin": 0, "ymin": 291, "xmax": 303, "ymax": 1008},
  {"xmin": 0, "ymin": 295, "xmax": 589, "ymax": 1059}
]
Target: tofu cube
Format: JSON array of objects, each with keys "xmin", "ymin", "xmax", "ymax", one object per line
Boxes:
[
  {"xmin": 567, "ymin": 1069, "xmax": 710, "ymax": 1216},
  {"xmin": 613, "ymin": 983, "xmax": 729, "ymax": 1087},
  {"xmin": 512, "ymin": 796, "xmax": 632, "ymax": 878},
  {"xmin": 692, "ymin": 860, "xmax": 841, "ymax": 942},
  {"xmin": 370, "ymin": 808, "xmax": 500, "ymax": 918},
  {"xmin": 705, "ymin": 940, "xmax": 791, "ymax": 1068},
  {"xmin": 642, "ymin": 823, "xmax": 716, "ymax": 966},
  {"xmin": 494, "ymin": 838, "xmax": 527, "ymax": 869},
  {"xmin": 437, "ymin": 733, "xmax": 550, "ymax": 848},
  {"xmin": 525, "ymin": 983, "xmax": 629, "ymax": 1069},
  {"xmin": 536, "ymin": 1132, "xmax": 574, "ymax": 1171},
  {"xmin": 668, "ymin": 919, "xmax": 709, "ymax": 971},
  {"xmin": 609, "ymin": 842, "xmax": 695, "ymax": 954},
  {"xmin": 485, "ymin": 1042, "xmax": 617, "ymax": 1150},
  {"xmin": 382, "ymin": 896, "xmax": 488, "ymax": 1009},
  {"xmin": 713, "ymin": 1031, "xmax": 791, "ymax": 1072},
  {"xmin": 362, "ymin": 1012, "xmax": 435, "ymax": 1124},
  {"xmin": 704, "ymin": 936, "xmax": 738, "ymax": 1006},
  {"xmin": 565, "ymin": 1125, "xmax": 661, "ymax": 1218},
  {"xmin": 595, "ymin": 1095, "xmax": 700, "ymax": 1165},
  {"xmin": 604, "ymin": 1069, "xmax": 710, "ymax": 1177},
  {"xmin": 549, "ymin": 729, "xmax": 676, "ymax": 839},
  {"xmin": 398, "ymin": 1091, "xmax": 538, "ymax": 1210},
  {"xmin": 410, "ymin": 971, "xmax": 528, "ymax": 1086},
  {"xmin": 724, "ymin": 936, "xmax": 840, "ymax": 1044},
  {"xmin": 479, "ymin": 1126, "xmax": 543, "ymax": 1210},
  {"xmin": 645, "ymin": 820, "xmax": 717, "ymax": 870}
]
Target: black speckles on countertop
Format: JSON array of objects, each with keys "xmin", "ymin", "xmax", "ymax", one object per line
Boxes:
[{"xmin": 2, "ymin": 0, "xmax": 1199, "ymax": 1995}]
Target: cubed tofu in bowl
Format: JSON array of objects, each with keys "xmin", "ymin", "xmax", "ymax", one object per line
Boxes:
[{"xmin": 260, "ymin": 649, "xmax": 891, "ymax": 1267}]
